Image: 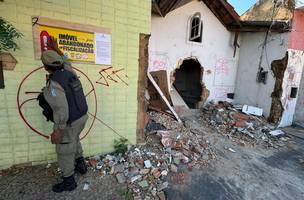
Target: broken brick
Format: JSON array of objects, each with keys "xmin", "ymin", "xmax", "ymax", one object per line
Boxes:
[
  {"xmin": 235, "ymin": 120, "xmax": 246, "ymax": 128},
  {"xmin": 232, "ymin": 113, "xmax": 249, "ymax": 121},
  {"xmin": 88, "ymin": 159, "xmax": 98, "ymax": 168},
  {"xmin": 138, "ymin": 159, "xmax": 144, "ymax": 166},
  {"xmin": 152, "ymin": 168, "xmax": 161, "ymax": 179},
  {"xmin": 174, "ymin": 141, "xmax": 182, "ymax": 150},
  {"xmin": 139, "ymin": 168, "xmax": 150, "ymax": 175},
  {"xmin": 170, "ymin": 164, "xmax": 178, "ymax": 173}
]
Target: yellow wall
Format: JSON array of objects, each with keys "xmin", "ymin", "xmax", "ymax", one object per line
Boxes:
[{"xmin": 0, "ymin": 0, "xmax": 151, "ymax": 169}]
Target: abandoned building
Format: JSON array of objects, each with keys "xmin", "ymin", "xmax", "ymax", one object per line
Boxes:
[
  {"xmin": 149, "ymin": 0, "xmax": 304, "ymax": 128},
  {"xmin": 1, "ymin": 0, "xmax": 304, "ymax": 199},
  {"xmin": 0, "ymin": 0, "xmax": 304, "ymax": 178}
]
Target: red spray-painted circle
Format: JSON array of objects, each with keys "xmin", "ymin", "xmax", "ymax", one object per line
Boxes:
[{"xmin": 17, "ymin": 66, "xmax": 97, "ymax": 140}]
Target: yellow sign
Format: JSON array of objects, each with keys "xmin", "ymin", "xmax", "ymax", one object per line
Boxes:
[{"xmin": 39, "ymin": 25, "xmax": 95, "ymax": 62}]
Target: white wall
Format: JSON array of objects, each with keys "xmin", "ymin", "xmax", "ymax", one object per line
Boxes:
[
  {"xmin": 149, "ymin": 0, "xmax": 240, "ymax": 101},
  {"xmin": 279, "ymin": 49, "xmax": 304, "ymax": 127},
  {"xmin": 234, "ymin": 32, "xmax": 289, "ymax": 118},
  {"xmin": 284, "ymin": 50, "xmax": 304, "ymax": 127}
]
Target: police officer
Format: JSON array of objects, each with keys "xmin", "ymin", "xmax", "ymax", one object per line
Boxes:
[{"xmin": 40, "ymin": 50, "xmax": 88, "ymax": 193}]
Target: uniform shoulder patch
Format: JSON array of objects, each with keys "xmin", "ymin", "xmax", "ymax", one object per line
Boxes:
[{"xmin": 51, "ymin": 88, "xmax": 56, "ymax": 97}]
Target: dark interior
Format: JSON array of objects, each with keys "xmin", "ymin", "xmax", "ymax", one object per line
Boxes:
[{"xmin": 173, "ymin": 59, "xmax": 202, "ymax": 108}]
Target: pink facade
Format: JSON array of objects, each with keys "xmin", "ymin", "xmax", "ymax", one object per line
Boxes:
[{"xmin": 288, "ymin": 10, "xmax": 304, "ymax": 50}]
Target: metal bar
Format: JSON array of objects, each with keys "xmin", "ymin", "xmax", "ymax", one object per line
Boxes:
[{"xmin": 147, "ymin": 72, "xmax": 182, "ymax": 123}]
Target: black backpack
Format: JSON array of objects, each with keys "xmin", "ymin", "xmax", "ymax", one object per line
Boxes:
[
  {"xmin": 37, "ymin": 92, "xmax": 54, "ymax": 122},
  {"xmin": 37, "ymin": 69, "xmax": 88, "ymax": 123}
]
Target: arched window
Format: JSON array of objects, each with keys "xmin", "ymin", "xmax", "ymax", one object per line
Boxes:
[{"xmin": 189, "ymin": 12, "xmax": 202, "ymax": 43}]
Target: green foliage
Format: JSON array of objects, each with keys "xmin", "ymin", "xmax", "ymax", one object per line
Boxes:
[
  {"xmin": 119, "ymin": 188, "xmax": 133, "ymax": 200},
  {"xmin": 114, "ymin": 138, "xmax": 128, "ymax": 155},
  {"xmin": 0, "ymin": 17, "xmax": 23, "ymax": 52}
]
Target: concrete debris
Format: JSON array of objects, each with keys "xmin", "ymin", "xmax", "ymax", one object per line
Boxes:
[
  {"xmin": 242, "ymin": 105, "xmax": 263, "ymax": 116},
  {"xmin": 46, "ymin": 163, "xmax": 51, "ymax": 169},
  {"xmin": 200, "ymin": 101, "xmax": 291, "ymax": 147},
  {"xmin": 228, "ymin": 148, "xmax": 236, "ymax": 153},
  {"xmin": 96, "ymin": 162, "xmax": 103, "ymax": 170},
  {"xmin": 269, "ymin": 130, "xmax": 285, "ymax": 136},
  {"xmin": 144, "ymin": 160, "xmax": 152, "ymax": 168},
  {"xmin": 82, "ymin": 110, "xmax": 216, "ymax": 199},
  {"xmin": 83, "ymin": 182, "xmax": 90, "ymax": 191},
  {"xmin": 116, "ymin": 173, "xmax": 126, "ymax": 184},
  {"xmin": 138, "ymin": 180, "xmax": 149, "ymax": 188},
  {"xmin": 139, "ymin": 168, "xmax": 150, "ymax": 175},
  {"xmin": 161, "ymin": 170, "xmax": 168, "ymax": 176},
  {"xmin": 157, "ymin": 181, "xmax": 168, "ymax": 191},
  {"xmin": 131, "ymin": 175, "xmax": 142, "ymax": 183},
  {"xmin": 170, "ymin": 164, "xmax": 178, "ymax": 173}
]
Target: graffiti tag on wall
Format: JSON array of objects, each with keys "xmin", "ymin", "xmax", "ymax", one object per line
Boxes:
[
  {"xmin": 215, "ymin": 58, "xmax": 230, "ymax": 76},
  {"xmin": 17, "ymin": 67, "xmax": 97, "ymax": 140},
  {"xmin": 281, "ymin": 50, "xmax": 304, "ymax": 107},
  {"xmin": 213, "ymin": 57, "xmax": 237, "ymax": 87},
  {"xmin": 96, "ymin": 66, "xmax": 128, "ymax": 87},
  {"xmin": 17, "ymin": 64, "xmax": 130, "ymax": 141},
  {"xmin": 149, "ymin": 51, "xmax": 170, "ymax": 72}
]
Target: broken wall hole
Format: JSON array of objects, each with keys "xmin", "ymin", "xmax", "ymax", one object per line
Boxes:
[
  {"xmin": 268, "ymin": 52, "xmax": 288, "ymax": 124},
  {"xmin": 172, "ymin": 58, "xmax": 209, "ymax": 109}
]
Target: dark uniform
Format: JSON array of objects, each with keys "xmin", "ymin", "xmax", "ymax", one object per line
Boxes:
[{"xmin": 40, "ymin": 50, "xmax": 88, "ymax": 193}]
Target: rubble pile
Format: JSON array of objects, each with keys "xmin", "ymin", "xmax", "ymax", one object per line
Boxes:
[
  {"xmin": 200, "ymin": 101, "xmax": 289, "ymax": 147},
  {"xmin": 86, "ymin": 111, "xmax": 215, "ymax": 200}
]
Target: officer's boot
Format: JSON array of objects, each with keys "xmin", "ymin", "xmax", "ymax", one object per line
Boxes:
[
  {"xmin": 75, "ymin": 156, "xmax": 87, "ymax": 175},
  {"xmin": 52, "ymin": 175, "xmax": 77, "ymax": 193}
]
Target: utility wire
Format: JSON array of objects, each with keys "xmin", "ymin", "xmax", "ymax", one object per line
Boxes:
[{"xmin": 257, "ymin": 0, "xmax": 279, "ymax": 79}]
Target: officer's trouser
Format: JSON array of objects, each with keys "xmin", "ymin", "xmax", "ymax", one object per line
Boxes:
[{"xmin": 56, "ymin": 114, "xmax": 88, "ymax": 177}]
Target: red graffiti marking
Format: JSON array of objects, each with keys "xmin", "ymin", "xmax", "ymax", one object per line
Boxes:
[
  {"xmin": 17, "ymin": 66, "xmax": 97, "ymax": 140},
  {"xmin": 25, "ymin": 91, "xmax": 41, "ymax": 95},
  {"xmin": 149, "ymin": 51, "xmax": 169, "ymax": 72},
  {"xmin": 96, "ymin": 66, "xmax": 128, "ymax": 87},
  {"xmin": 215, "ymin": 58, "xmax": 230, "ymax": 76},
  {"xmin": 152, "ymin": 60, "xmax": 167, "ymax": 69}
]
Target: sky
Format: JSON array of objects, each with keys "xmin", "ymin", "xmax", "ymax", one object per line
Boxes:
[{"xmin": 227, "ymin": 0, "xmax": 258, "ymax": 15}]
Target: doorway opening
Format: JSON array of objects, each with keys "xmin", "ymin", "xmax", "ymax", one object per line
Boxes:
[{"xmin": 173, "ymin": 58, "xmax": 203, "ymax": 108}]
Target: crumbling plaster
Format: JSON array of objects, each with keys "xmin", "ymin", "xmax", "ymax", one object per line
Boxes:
[
  {"xmin": 234, "ymin": 32, "xmax": 289, "ymax": 118},
  {"xmin": 279, "ymin": 50, "xmax": 304, "ymax": 127},
  {"xmin": 294, "ymin": 65, "xmax": 304, "ymax": 127}
]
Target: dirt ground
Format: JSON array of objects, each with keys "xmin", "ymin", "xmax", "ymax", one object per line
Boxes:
[
  {"xmin": 0, "ymin": 110, "xmax": 304, "ymax": 200},
  {"xmin": 0, "ymin": 164, "xmax": 127, "ymax": 200}
]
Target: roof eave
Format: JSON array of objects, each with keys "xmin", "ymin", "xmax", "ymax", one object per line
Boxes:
[{"xmin": 228, "ymin": 21, "xmax": 292, "ymax": 32}]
